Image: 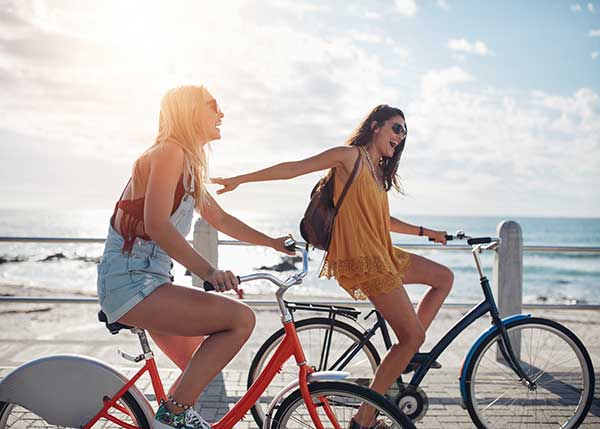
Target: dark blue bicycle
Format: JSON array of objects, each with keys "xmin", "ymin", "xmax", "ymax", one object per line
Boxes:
[{"xmin": 248, "ymin": 233, "xmax": 595, "ymax": 428}]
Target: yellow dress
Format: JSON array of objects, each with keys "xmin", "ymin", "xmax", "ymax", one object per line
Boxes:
[{"xmin": 319, "ymin": 150, "xmax": 411, "ymax": 300}]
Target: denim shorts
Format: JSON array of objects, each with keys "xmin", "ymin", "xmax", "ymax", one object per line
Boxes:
[{"xmin": 97, "ymin": 226, "xmax": 174, "ymax": 323}]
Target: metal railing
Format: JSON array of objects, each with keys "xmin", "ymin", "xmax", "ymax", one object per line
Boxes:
[
  {"xmin": 3, "ymin": 236, "xmax": 599, "ymax": 254},
  {"xmin": 2, "ymin": 219, "xmax": 600, "ymax": 311}
]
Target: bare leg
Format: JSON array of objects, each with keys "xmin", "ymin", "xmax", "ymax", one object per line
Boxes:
[
  {"xmin": 149, "ymin": 332, "xmax": 205, "ymax": 396},
  {"xmin": 353, "ymin": 287, "xmax": 425, "ymax": 425},
  {"xmin": 402, "ymin": 253, "xmax": 454, "ymax": 331},
  {"xmin": 118, "ymin": 284, "xmax": 255, "ymax": 412}
]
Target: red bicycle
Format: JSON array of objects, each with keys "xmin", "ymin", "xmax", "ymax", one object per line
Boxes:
[{"xmin": 0, "ymin": 241, "xmax": 414, "ymax": 429}]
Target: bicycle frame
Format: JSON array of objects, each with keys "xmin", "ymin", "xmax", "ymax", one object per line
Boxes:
[
  {"xmin": 85, "ymin": 342, "xmax": 166, "ymax": 429},
  {"xmin": 290, "ymin": 240, "xmax": 537, "ymax": 391},
  {"xmin": 88, "ymin": 246, "xmax": 341, "ymax": 429},
  {"xmin": 87, "ymin": 315, "xmax": 336, "ymax": 429},
  {"xmin": 408, "ymin": 242, "xmax": 535, "ymax": 388}
]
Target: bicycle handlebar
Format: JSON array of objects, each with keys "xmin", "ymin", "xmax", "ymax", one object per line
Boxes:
[
  {"xmin": 203, "ymin": 238, "xmax": 307, "ymax": 292},
  {"xmin": 427, "ymin": 230, "xmax": 501, "ymax": 249}
]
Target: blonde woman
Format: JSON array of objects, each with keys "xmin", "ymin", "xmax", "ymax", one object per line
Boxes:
[
  {"xmin": 213, "ymin": 105, "xmax": 454, "ymax": 427},
  {"xmin": 97, "ymin": 85, "xmax": 292, "ymax": 429}
]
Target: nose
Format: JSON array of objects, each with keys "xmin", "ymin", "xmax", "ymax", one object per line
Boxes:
[{"xmin": 219, "ymin": 109, "xmax": 224, "ymax": 119}]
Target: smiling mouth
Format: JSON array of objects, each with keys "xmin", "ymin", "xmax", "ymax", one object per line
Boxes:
[{"xmin": 389, "ymin": 140, "xmax": 399, "ymax": 149}]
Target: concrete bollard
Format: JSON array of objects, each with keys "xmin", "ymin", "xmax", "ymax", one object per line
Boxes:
[
  {"xmin": 192, "ymin": 218, "xmax": 218, "ymax": 287},
  {"xmin": 493, "ymin": 220, "xmax": 523, "ymax": 360}
]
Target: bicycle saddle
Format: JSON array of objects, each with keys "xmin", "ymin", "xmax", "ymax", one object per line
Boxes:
[{"xmin": 98, "ymin": 310, "xmax": 134, "ymax": 335}]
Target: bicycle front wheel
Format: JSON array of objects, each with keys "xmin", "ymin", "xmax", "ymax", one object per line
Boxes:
[
  {"xmin": 464, "ymin": 317, "xmax": 595, "ymax": 428},
  {"xmin": 0, "ymin": 390, "xmax": 150, "ymax": 429},
  {"xmin": 271, "ymin": 381, "xmax": 415, "ymax": 429},
  {"xmin": 248, "ymin": 317, "xmax": 380, "ymax": 428}
]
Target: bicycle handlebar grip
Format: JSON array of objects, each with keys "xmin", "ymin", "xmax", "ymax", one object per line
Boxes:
[
  {"xmin": 284, "ymin": 238, "xmax": 297, "ymax": 251},
  {"xmin": 428, "ymin": 234, "xmax": 453, "ymax": 242},
  {"xmin": 203, "ymin": 276, "xmax": 242, "ymax": 292},
  {"xmin": 467, "ymin": 237, "xmax": 492, "ymax": 245}
]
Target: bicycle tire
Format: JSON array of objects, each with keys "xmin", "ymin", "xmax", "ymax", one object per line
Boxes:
[
  {"xmin": 248, "ymin": 317, "xmax": 381, "ymax": 428},
  {"xmin": 271, "ymin": 381, "xmax": 415, "ymax": 429},
  {"xmin": 463, "ymin": 317, "xmax": 595, "ymax": 428},
  {"xmin": 0, "ymin": 390, "xmax": 150, "ymax": 429}
]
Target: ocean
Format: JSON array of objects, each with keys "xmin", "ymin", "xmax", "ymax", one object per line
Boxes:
[{"xmin": 0, "ymin": 209, "xmax": 599, "ymax": 305}]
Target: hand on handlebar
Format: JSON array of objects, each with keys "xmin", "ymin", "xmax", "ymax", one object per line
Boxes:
[
  {"xmin": 272, "ymin": 235, "xmax": 297, "ymax": 256},
  {"xmin": 204, "ymin": 268, "xmax": 240, "ymax": 292},
  {"xmin": 427, "ymin": 229, "xmax": 448, "ymax": 245}
]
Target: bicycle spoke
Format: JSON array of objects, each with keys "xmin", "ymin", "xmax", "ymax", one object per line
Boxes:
[{"xmin": 466, "ymin": 320, "xmax": 592, "ymax": 428}]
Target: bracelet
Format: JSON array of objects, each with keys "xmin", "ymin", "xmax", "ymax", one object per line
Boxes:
[
  {"xmin": 418, "ymin": 226, "xmax": 424, "ymax": 236},
  {"xmin": 162, "ymin": 394, "xmax": 191, "ymax": 411}
]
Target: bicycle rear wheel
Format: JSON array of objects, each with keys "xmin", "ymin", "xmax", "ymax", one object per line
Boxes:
[
  {"xmin": 463, "ymin": 317, "xmax": 594, "ymax": 428},
  {"xmin": 0, "ymin": 390, "xmax": 150, "ymax": 429},
  {"xmin": 271, "ymin": 381, "xmax": 415, "ymax": 429},
  {"xmin": 248, "ymin": 317, "xmax": 380, "ymax": 428}
]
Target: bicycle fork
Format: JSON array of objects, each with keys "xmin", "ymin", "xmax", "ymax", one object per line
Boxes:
[{"xmin": 484, "ymin": 277, "xmax": 536, "ymax": 390}]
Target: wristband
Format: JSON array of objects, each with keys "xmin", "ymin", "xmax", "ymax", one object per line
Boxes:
[{"xmin": 418, "ymin": 226, "xmax": 424, "ymax": 236}]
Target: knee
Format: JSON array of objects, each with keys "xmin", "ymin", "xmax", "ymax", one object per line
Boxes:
[
  {"xmin": 397, "ymin": 325, "xmax": 425, "ymax": 352},
  {"xmin": 411, "ymin": 326, "xmax": 426, "ymax": 350},
  {"xmin": 235, "ymin": 304, "xmax": 256, "ymax": 339},
  {"xmin": 438, "ymin": 267, "xmax": 454, "ymax": 293}
]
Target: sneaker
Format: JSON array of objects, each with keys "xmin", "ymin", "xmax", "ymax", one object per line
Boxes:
[{"xmin": 154, "ymin": 403, "xmax": 212, "ymax": 429}]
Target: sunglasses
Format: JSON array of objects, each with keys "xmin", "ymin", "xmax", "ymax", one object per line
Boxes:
[
  {"xmin": 207, "ymin": 99, "xmax": 221, "ymax": 114},
  {"xmin": 391, "ymin": 122, "xmax": 407, "ymax": 137}
]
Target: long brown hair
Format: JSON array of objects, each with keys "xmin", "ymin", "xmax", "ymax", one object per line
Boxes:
[{"xmin": 347, "ymin": 104, "xmax": 406, "ymax": 193}]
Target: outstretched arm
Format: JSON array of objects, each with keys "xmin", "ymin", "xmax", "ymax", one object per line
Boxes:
[
  {"xmin": 200, "ymin": 194, "xmax": 295, "ymax": 255},
  {"xmin": 212, "ymin": 146, "xmax": 355, "ymax": 194}
]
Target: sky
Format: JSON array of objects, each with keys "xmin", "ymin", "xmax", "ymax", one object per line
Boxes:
[{"xmin": 0, "ymin": 0, "xmax": 599, "ymax": 220}]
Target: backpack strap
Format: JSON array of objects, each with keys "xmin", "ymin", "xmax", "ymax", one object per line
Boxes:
[{"xmin": 334, "ymin": 147, "xmax": 362, "ymax": 212}]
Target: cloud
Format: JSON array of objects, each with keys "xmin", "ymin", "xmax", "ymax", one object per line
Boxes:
[
  {"xmin": 365, "ymin": 11, "xmax": 382, "ymax": 20},
  {"xmin": 345, "ymin": 4, "xmax": 381, "ymax": 20},
  {"xmin": 570, "ymin": 3, "xmax": 582, "ymax": 12},
  {"xmin": 589, "ymin": 2, "xmax": 596, "ymax": 13},
  {"xmin": 394, "ymin": 0, "xmax": 417, "ymax": 17},
  {"xmin": 589, "ymin": 29, "xmax": 600, "ymax": 37},
  {"xmin": 592, "ymin": 51, "xmax": 599, "ymax": 59},
  {"xmin": 1, "ymin": 0, "xmax": 599, "ymax": 217},
  {"xmin": 349, "ymin": 30, "xmax": 382, "ymax": 44},
  {"xmin": 270, "ymin": 0, "xmax": 330, "ymax": 14},
  {"xmin": 448, "ymin": 38, "xmax": 490, "ymax": 56},
  {"xmin": 420, "ymin": 66, "xmax": 473, "ymax": 95},
  {"xmin": 438, "ymin": 0, "xmax": 450, "ymax": 10},
  {"xmin": 402, "ymin": 72, "xmax": 600, "ymax": 216}
]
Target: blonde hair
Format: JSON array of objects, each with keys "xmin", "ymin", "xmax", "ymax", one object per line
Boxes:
[{"xmin": 150, "ymin": 85, "xmax": 212, "ymax": 209}]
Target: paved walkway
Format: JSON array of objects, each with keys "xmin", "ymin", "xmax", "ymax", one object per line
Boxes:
[{"xmin": 0, "ymin": 302, "xmax": 599, "ymax": 427}]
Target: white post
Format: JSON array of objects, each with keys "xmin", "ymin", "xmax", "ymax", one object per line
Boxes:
[
  {"xmin": 192, "ymin": 218, "xmax": 218, "ymax": 287},
  {"xmin": 493, "ymin": 220, "xmax": 523, "ymax": 360}
]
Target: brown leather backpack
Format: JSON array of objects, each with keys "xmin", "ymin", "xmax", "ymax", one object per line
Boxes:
[{"xmin": 299, "ymin": 150, "xmax": 361, "ymax": 251}]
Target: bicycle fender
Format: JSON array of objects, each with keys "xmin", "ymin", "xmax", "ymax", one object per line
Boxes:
[
  {"xmin": 0, "ymin": 354, "xmax": 154, "ymax": 427},
  {"xmin": 262, "ymin": 371, "xmax": 349, "ymax": 429},
  {"xmin": 458, "ymin": 314, "xmax": 531, "ymax": 404}
]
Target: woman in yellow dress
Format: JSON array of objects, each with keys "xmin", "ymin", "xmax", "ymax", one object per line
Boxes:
[{"xmin": 213, "ymin": 105, "xmax": 454, "ymax": 427}]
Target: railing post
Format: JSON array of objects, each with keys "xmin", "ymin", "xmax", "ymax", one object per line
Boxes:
[
  {"xmin": 493, "ymin": 220, "xmax": 523, "ymax": 360},
  {"xmin": 192, "ymin": 218, "xmax": 218, "ymax": 287}
]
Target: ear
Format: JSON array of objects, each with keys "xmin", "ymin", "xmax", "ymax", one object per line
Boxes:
[{"xmin": 370, "ymin": 120, "xmax": 379, "ymax": 133}]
